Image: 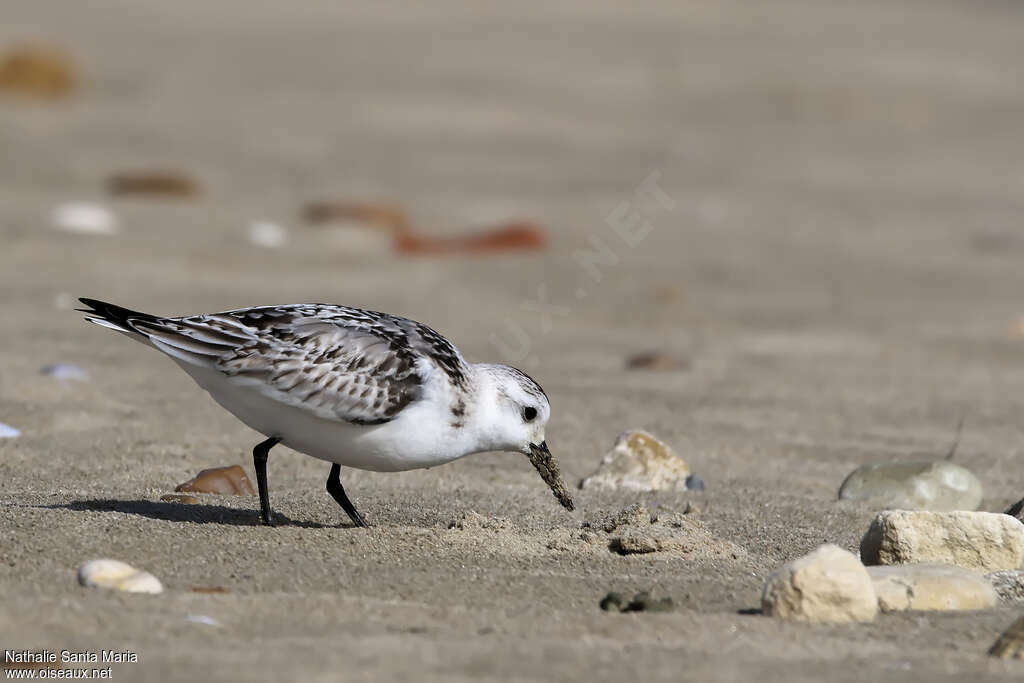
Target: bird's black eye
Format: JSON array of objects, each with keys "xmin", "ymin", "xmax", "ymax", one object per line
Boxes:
[{"xmin": 523, "ymin": 406, "xmax": 538, "ymax": 422}]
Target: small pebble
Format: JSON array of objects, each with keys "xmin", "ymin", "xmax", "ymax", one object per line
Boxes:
[
  {"xmin": 53, "ymin": 202, "xmax": 118, "ymax": 235},
  {"xmin": 600, "ymin": 590, "xmax": 674, "ymax": 613},
  {"xmin": 0, "ymin": 45, "xmax": 76, "ymax": 98},
  {"xmin": 247, "ymin": 221, "xmax": 288, "ymax": 248},
  {"xmin": 626, "ymin": 351, "xmax": 688, "ymax": 371},
  {"xmin": 0, "ymin": 422, "xmax": 20, "ymax": 438},
  {"xmin": 107, "ymin": 171, "xmax": 200, "ymax": 197},
  {"xmin": 623, "ymin": 591, "xmax": 675, "ymax": 613},
  {"xmin": 302, "ymin": 200, "xmax": 408, "ymax": 230},
  {"xmin": 77, "ymin": 559, "xmax": 163, "ymax": 594},
  {"xmin": 685, "ymin": 474, "xmax": 705, "ymax": 491},
  {"xmin": 160, "ymin": 493, "xmax": 199, "ymax": 504},
  {"xmin": 175, "ymin": 465, "xmax": 255, "ymax": 496},
  {"xmin": 599, "ymin": 592, "xmax": 625, "ymax": 611},
  {"xmin": 40, "ymin": 363, "xmax": 88, "ymax": 381}
]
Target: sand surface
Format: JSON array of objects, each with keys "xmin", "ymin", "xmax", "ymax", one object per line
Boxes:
[{"xmin": 2, "ymin": 0, "xmax": 1024, "ymax": 680}]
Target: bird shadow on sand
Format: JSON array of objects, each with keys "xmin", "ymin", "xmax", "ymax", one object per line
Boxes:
[{"xmin": 34, "ymin": 499, "xmax": 348, "ymax": 529}]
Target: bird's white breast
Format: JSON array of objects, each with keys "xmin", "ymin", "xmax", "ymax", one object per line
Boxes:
[{"xmin": 177, "ymin": 361, "xmax": 474, "ymax": 472}]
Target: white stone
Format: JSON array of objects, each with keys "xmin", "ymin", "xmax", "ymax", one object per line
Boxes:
[
  {"xmin": 860, "ymin": 510, "xmax": 1024, "ymax": 572},
  {"xmin": 579, "ymin": 430, "xmax": 691, "ymax": 492},
  {"xmin": 247, "ymin": 221, "xmax": 287, "ymax": 248},
  {"xmin": 77, "ymin": 559, "xmax": 163, "ymax": 594},
  {"xmin": 53, "ymin": 202, "xmax": 118, "ymax": 235},
  {"xmin": 868, "ymin": 564, "xmax": 997, "ymax": 612},
  {"xmin": 0, "ymin": 422, "xmax": 20, "ymax": 438},
  {"xmin": 761, "ymin": 544, "xmax": 878, "ymax": 623}
]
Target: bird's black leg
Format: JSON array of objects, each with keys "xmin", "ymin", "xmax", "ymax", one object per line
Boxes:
[
  {"xmin": 326, "ymin": 464, "xmax": 368, "ymax": 527},
  {"xmin": 253, "ymin": 437, "xmax": 281, "ymax": 525}
]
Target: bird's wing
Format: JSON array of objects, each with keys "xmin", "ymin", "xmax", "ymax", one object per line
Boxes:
[{"xmin": 131, "ymin": 304, "xmax": 468, "ymax": 425}]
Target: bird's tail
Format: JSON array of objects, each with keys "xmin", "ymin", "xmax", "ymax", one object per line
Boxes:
[{"xmin": 77, "ymin": 297, "xmax": 160, "ymax": 341}]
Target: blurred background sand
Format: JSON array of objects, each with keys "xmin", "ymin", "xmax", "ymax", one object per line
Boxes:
[{"xmin": 2, "ymin": 0, "xmax": 1024, "ymax": 680}]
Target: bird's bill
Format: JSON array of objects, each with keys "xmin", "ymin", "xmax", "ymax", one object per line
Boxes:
[{"xmin": 527, "ymin": 441, "xmax": 575, "ymax": 511}]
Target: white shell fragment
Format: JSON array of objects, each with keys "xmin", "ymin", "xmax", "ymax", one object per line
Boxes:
[
  {"xmin": 247, "ymin": 221, "xmax": 288, "ymax": 248},
  {"xmin": 0, "ymin": 422, "xmax": 20, "ymax": 438},
  {"xmin": 77, "ymin": 559, "xmax": 163, "ymax": 594},
  {"xmin": 40, "ymin": 363, "xmax": 89, "ymax": 381},
  {"xmin": 53, "ymin": 202, "xmax": 119, "ymax": 235}
]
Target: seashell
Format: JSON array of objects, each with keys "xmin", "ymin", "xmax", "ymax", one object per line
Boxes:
[
  {"xmin": 77, "ymin": 559, "xmax": 163, "ymax": 594},
  {"xmin": 53, "ymin": 202, "xmax": 118, "ymax": 235},
  {"xmin": 175, "ymin": 465, "xmax": 255, "ymax": 496},
  {"xmin": 247, "ymin": 221, "xmax": 287, "ymax": 248}
]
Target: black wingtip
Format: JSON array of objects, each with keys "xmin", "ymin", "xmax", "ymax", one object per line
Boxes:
[{"xmin": 75, "ymin": 298, "xmax": 160, "ymax": 327}]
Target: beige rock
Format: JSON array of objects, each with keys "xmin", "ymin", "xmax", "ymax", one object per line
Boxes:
[
  {"xmin": 579, "ymin": 430, "xmax": 691, "ymax": 492},
  {"xmin": 867, "ymin": 564, "xmax": 997, "ymax": 612},
  {"xmin": 77, "ymin": 559, "xmax": 163, "ymax": 595},
  {"xmin": 762, "ymin": 544, "xmax": 878, "ymax": 623},
  {"xmin": 860, "ymin": 510, "xmax": 1024, "ymax": 572},
  {"xmin": 989, "ymin": 615, "xmax": 1024, "ymax": 660}
]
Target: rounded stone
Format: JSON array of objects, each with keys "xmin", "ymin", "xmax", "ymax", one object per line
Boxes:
[
  {"xmin": 867, "ymin": 564, "xmax": 997, "ymax": 612},
  {"xmin": 762, "ymin": 544, "xmax": 878, "ymax": 623},
  {"xmin": 838, "ymin": 460, "xmax": 982, "ymax": 511}
]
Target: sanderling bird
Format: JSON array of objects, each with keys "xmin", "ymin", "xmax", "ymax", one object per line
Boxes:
[{"xmin": 78, "ymin": 298, "xmax": 574, "ymax": 526}]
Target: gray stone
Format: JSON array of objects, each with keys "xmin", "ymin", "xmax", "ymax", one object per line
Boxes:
[
  {"xmin": 867, "ymin": 564, "xmax": 997, "ymax": 612},
  {"xmin": 838, "ymin": 460, "xmax": 982, "ymax": 511},
  {"xmin": 986, "ymin": 570, "xmax": 1024, "ymax": 604}
]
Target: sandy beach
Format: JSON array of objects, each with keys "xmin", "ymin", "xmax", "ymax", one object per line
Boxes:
[{"xmin": 2, "ymin": 0, "xmax": 1024, "ymax": 680}]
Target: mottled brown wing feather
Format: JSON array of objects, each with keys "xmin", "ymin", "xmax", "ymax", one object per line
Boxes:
[
  {"xmin": 120, "ymin": 304, "xmax": 468, "ymax": 426},
  {"xmin": 214, "ymin": 320, "xmax": 423, "ymax": 425}
]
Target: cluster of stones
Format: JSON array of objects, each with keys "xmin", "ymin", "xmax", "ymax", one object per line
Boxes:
[{"xmin": 761, "ymin": 509, "xmax": 1024, "ymax": 657}]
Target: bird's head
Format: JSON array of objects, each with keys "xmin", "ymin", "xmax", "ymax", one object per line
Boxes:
[{"xmin": 472, "ymin": 364, "xmax": 573, "ymax": 510}]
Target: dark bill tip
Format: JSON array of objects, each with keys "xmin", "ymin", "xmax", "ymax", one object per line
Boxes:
[{"xmin": 527, "ymin": 441, "xmax": 575, "ymax": 511}]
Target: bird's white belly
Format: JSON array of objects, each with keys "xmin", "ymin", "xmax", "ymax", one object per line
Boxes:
[{"xmin": 179, "ymin": 364, "xmax": 468, "ymax": 472}]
